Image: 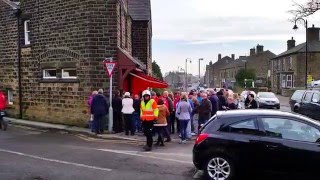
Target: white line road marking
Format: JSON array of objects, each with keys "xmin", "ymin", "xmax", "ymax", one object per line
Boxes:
[
  {"xmin": 95, "ymin": 148, "xmax": 193, "ymax": 165},
  {"xmin": 0, "ymin": 148, "xmax": 112, "ymax": 172}
]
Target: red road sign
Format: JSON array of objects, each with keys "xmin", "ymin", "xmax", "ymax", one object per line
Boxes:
[{"xmin": 103, "ymin": 58, "xmax": 117, "ymax": 78}]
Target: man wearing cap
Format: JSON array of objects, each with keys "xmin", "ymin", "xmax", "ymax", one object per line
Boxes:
[{"xmin": 140, "ymin": 90, "xmax": 159, "ymax": 151}]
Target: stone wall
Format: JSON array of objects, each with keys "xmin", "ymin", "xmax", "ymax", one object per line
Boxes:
[
  {"xmin": 132, "ymin": 20, "xmax": 152, "ymax": 73},
  {"xmin": 0, "ymin": 0, "xmax": 132, "ymax": 126}
]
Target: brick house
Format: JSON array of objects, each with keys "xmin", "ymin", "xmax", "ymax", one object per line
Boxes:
[
  {"xmin": 270, "ymin": 26, "xmax": 320, "ymax": 96},
  {"xmin": 0, "ymin": 0, "xmax": 167, "ymax": 126}
]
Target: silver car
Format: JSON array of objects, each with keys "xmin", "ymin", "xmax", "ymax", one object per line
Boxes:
[{"xmin": 257, "ymin": 92, "xmax": 280, "ymax": 109}]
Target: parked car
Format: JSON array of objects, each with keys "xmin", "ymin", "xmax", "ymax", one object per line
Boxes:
[
  {"xmin": 256, "ymin": 92, "xmax": 280, "ymax": 109},
  {"xmin": 240, "ymin": 90, "xmax": 256, "ymax": 102},
  {"xmin": 193, "ymin": 110, "xmax": 320, "ymax": 180},
  {"xmin": 290, "ymin": 90, "xmax": 320, "ymax": 120}
]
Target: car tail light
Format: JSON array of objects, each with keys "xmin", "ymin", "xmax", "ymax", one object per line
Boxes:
[{"xmin": 195, "ymin": 133, "xmax": 209, "ymax": 145}]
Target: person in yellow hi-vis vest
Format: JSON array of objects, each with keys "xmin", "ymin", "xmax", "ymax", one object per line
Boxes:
[{"xmin": 140, "ymin": 89, "xmax": 159, "ymax": 151}]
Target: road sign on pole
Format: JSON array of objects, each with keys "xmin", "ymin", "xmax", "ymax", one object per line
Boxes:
[
  {"xmin": 103, "ymin": 60, "xmax": 117, "ymax": 78},
  {"xmin": 103, "ymin": 58, "xmax": 116, "ymax": 133}
]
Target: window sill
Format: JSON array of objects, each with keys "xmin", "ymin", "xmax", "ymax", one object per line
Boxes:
[{"xmin": 39, "ymin": 78, "xmax": 80, "ymax": 83}]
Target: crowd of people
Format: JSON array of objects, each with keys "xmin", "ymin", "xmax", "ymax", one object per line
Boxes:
[{"xmin": 88, "ymin": 88, "xmax": 258, "ymax": 151}]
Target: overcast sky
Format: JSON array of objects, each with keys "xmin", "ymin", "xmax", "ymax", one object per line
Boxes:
[{"xmin": 151, "ymin": 0, "xmax": 320, "ymax": 76}]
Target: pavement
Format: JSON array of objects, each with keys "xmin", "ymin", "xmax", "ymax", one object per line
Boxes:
[{"xmin": 3, "ymin": 117, "xmax": 152, "ymax": 142}]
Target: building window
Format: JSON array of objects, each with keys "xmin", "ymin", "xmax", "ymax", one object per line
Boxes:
[
  {"xmin": 287, "ymin": 74, "xmax": 293, "ymax": 88},
  {"xmin": 43, "ymin": 69, "xmax": 57, "ymax": 79},
  {"xmin": 24, "ymin": 20, "xmax": 30, "ymax": 45},
  {"xmin": 277, "ymin": 59, "xmax": 281, "ymax": 71},
  {"xmin": 7, "ymin": 90, "xmax": 13, "ymax": 105},
  {"xmin": 281, "ymin": 74, "xmax": 294, "ymax": 88},
  {"xmin": 288, "ymin": 57, "xmax": 293, "ymax": 70},
  {"xmin": 282, "ymin": 58, "xmax": 285, "ymax": 71},
  {"xmin": 62, "ymin": 69, "xmax": 77, "ymax": 79}
]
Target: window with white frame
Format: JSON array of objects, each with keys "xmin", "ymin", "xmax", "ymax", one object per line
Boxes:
[
  {"xmin": 62, "ymin": 69, "xmax": 77, "ymax": 79},
  {"xmin": 282, "ymin": 75, "xmax": 286, "ymax": 88},
  {"xmin": 43, "ymin": 69, "xmax": 57, "ymax": 79},
  {"xmin": 7, "ymin": 90, "xmax": 13, "ymax": 105},
  {"xmin": 24, "ymin": 20, "xmax": 30, "ymax": 45},
  {"xmin": 287, "ymin": 74, "xmax": 293, "ymax": 88}
]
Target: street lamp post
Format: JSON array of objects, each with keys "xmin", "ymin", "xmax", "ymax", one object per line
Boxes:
[
  {"xmin": 198, "ymin": 58, "xmax": 204, "ymax": 85},
  {"xmin": 242, "ymin": 59, "xmax": 247, "ymax": 89},
  {"xmin": 293, "ymin": 18, "xmax": 308, "ymax": 89},
  {"xmin": 185, "ymin": 58, "xmax": 192, "ymax": 92}
]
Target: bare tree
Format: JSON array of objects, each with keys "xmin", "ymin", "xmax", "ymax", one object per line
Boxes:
[{"xmin": 289, "ymin": 0, "xmax": 320, "ymax": 20}]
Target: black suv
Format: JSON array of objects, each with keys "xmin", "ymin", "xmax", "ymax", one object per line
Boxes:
[
  {"xmin": 289, "ymin": 90, "xmax": 320, "ymax": 120},
  {"xmin": 193, "ymin": 110, "xmax": 320, "ymax": 180}
]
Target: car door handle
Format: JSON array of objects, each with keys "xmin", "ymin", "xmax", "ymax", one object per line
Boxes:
[{"xmin": 266, "ymin": 144, "xmax": 278, "ymax": 149}]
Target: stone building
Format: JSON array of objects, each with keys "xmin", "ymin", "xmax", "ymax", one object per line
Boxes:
[
  {"xmin": 0, "ymin": 0, "xmax": 166, "ymax": 126},
  {"xmin": 204, "ymin": 45, "xmax": 276, "ymax": 89},
  {"xmin": 271, "ymin": 26, "xmax": 320, "ymax": 96}
]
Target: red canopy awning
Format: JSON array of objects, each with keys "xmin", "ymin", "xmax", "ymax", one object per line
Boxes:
[{"xmin": 130, "ymin": 70, "xmax": 168, "ymax": 95}]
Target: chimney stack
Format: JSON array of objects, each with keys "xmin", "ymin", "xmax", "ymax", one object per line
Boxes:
[
  {"xmin": 256, "ymin": 44, "xmax": 264, "ymax": 54},
  {"xmin": 250, "ymin": 48, "xmax": 255, "ymax": 56},
  {"xmin": 287, "ymin": 37, "xmax": 296, "ymax": 50},
  {"xmin": 218, "ymin": 54, "xmax": 222, "ymax": 61},
  {"xmin": 307, "ymin": 24, "xmax": 320, "ymax": 42},
  {"xmin": 231, "ymin": 54, "xmax": 235, "ymax": 60}
]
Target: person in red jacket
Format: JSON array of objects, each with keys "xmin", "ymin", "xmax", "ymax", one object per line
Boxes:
[{"xmin": 0, "ymin": 91, "xmax": 7, "ymax": 131}]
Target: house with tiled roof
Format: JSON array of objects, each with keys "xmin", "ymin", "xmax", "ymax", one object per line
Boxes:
[{"xmin": 270, "ymin": 25, "xmax": 320, "ymax": 96}]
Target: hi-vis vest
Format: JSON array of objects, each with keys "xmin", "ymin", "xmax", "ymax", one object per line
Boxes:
[{"xmin": 140, "ymin": 99, "xmax": 159, "ymax": 121}]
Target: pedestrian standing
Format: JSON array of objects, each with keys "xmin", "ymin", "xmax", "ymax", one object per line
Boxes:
[
  {"xmin": 176, "ymin": 93, "xmax": 192, "ymax": 144},
  {"xmin": 226, "ymin": 97, "xmax": 237, "ymax": 110},
  {"xmin": 208, "ymin": 90, "xmax": 219, "ymax": 116},
  {"xmin": 191, "ymin": 97, "xmax": 200, "ymax": 134},
  {"xmin": 0, "ymin": 91, "xmax": 7, "ymax": 131},
  {"xmin": 133, "ymin": 94, "xmax": 142, "ymax": 132},
  {"xmin": 217, "ymin": 89, "xmax": 227, "ymax": 110},
  {"xmin": 173, "ymin": 91, "xmax": 181, "ymax": 133},
  {"xmin": 87, "ymin": 91, "xmax": 98, "ymax": 132},
  {"xmin": 113, "ymin": 91, "xmax": 123, "ymax": 133},
  {"xmin": 122, "ymin": 92, "xmax": 135, "ymax": 136},
  {"xmin": 154, "ymin": 99, "xmax": 169, "ymax": 146},
  {"xmin": 161, "ymin": 91, "xmax": 173, "ymax": 142},
  {"xmin": 140, "ymin": 90, "xmax": 159, "ymax": 151},
  {"xmin": 186, "ymin": 94, "xmax": 194, "ymax": 139},
  {"xmin": 168, "ymin": 92, "xmax": 175, "ymax": 134},
  {"xmin": 246, "ymin": 94, "xmax": 258, "ymax": 109},
  {"xmin": 198, "ymin": 93, "xmax": 212, "ymax": 133},
  {"xmin": 233, "ymin": 93, "xmax": 241, "ymax": 109},
  {"xmin": 91, "ymin": 89, "xmax": 109, "ymax": 135}
]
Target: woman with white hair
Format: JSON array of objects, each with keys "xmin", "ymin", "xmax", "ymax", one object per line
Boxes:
[
  {"xmin": 176, "ymin": 93, "xmax": 192, "ymax": 144},
  {"xmin": 122, "ymin": 92, "xmax": 135, "ymax": 136}
]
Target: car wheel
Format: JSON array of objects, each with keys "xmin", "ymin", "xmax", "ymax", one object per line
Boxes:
[
  {"xmin": 204, "ymin": 155, "xmax": 235, "ymax": 180},
  {"xmin": 276, "ymin": 106, "xmax": 280, "ymax": 109}
]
